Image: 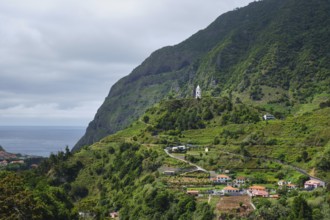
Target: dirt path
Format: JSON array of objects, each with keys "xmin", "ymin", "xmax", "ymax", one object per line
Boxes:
[
  {"xmin": 208, "ymin": 194, "xmax": 211, "ymax": 204},
  {"xmin": 164, "ymin": 149, "xmax": 208, "ymax": 172}
]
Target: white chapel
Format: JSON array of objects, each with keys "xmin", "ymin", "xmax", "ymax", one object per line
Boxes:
[{"xmin": 195, "ymin": 85, "xmax": 201, "ymax": 99}]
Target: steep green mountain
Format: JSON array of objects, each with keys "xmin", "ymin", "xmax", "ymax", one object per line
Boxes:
[{"xmin": 74, "ymin": 0, "xmax": 330, "ymax": 151}]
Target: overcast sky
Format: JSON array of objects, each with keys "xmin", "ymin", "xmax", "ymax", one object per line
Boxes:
[{"xmin": 0, "ymin": 0, "xmax": 254, "ymax": 126}]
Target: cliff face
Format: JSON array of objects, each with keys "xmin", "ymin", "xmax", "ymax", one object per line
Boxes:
[{"xmin": 73, "ymin": 0, "xmax": 330, "ymax": 151}]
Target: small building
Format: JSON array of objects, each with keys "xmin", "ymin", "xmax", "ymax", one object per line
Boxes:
[
  {"xmin": 169, "ymin": 145, "xmax": 186, "ymax": 153},
  {"xmin": 222, "ymin": 186, "xmax": 240, "ymax": 195},
  {"xmin": 195, "ymin": 85, "xmax": 201, "ymax": 99},
  {"xmin": 163, "ymin": 170, "xmax": 176, "ymax": 176},
  {"xmin": 251, "ymin": 190, "xmax": 269, "ymax": 197},
  {"xmin": 110, "ymin": 212, "xmax": 119, "ymax": 219},
  {"xmin": 247, "ymin": 186, "xmax": 269, "ymax": 197},
  {"xmin": 234, "ymin": 176, "xmax": 246, "ymax": 185},
  {"xmin": 277, "ymin": 180, "xmax": 288, "ymax": 186},
  {"xmin": 187, "ymin": 190, "xmax": 199, "ymax": 196},
  {"xmin": 263, "ymin": 113, "xmax": 275, "ymax": 121},
  {"xmin": 248, "ymin": 185, "xmax": 269, "ymax": 197},
  {"xmin": 214, "ymin": 174, "xmax": 231, "ymax": 183},
  {"xmin": 304, "ymin": 180, "xmax": 322, "ymax": 189}
]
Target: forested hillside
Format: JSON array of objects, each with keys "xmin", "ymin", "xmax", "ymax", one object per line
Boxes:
[
  {"xmin": 2, "ymin": 96, "xmax": 329, "ymax": 219},
  {"xmin": 74, "ymin": 0, "xmax": 330, "ymax": 151}
]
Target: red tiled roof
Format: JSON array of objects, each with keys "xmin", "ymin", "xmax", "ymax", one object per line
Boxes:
[{"xmin": 251, "ymin": 190, "xmax": 269, "ymax": 196}]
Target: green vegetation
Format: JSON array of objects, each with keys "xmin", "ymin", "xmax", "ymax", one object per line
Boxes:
[
  {"xmin": 150, "ymin": 97, "xmax": 259, "ymax": 132},
  {"xmin": 1, "ymin": 95, "xmax": 329, "ymax": 219},
  {"xmin": 2, "ymin": 0, "xmax": 330, "ymax": 219},
  {"xmin": 0, "ymin": 171, "xmax": 76, "ymax": 219},
  {"xmin": 74, "ymin": 0, "xmax": 330, "ymax": 151}
]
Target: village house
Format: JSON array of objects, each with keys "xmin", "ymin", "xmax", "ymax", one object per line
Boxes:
[
  {"xmin": 248, "ymin": 185, "xmax": 269, "ymax": 197},
  {"xmin": 263, "ymin": 113, "xmax": 275, "ymax": 121},
  {"xmin": 110, "ymin": 212, "xmax": 119, "ymax": 219},
  {"xmin": 304, "ymin": 179, "xmax": 323, "ymax": 189},
  {"xmin": 168, "ymin": 145, "xmax": 187, "ymax": 153},
  {"xmin": 248, "ymin": 185, "xmax": 266, "ymax": 192},
  {"xmin": 233, "ymin": 176, "xmax": 247, "ymax": 187},
  {"xmin": 277, "ymin": 180, "xmax": 297, "ymax": 190},
  {"xmin": 213, "ymin": 174, "xmax": 231, "ymax": 183},
  {"xmin": 277, "ymin": 180, "xmax": 288, "ymax": 186},
  {"xmin": 222, "ymin": 186, "xmax": 240, "ymax": 195}
]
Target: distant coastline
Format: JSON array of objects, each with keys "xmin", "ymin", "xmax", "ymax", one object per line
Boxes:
[{"xmin": 0, "ymin": 126, "xmax": 85, "ymax": 157}]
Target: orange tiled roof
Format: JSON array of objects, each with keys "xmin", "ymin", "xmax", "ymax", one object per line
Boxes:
[
  {"xmin": 249, "ymin": 185, "xmax": 266, "ymax": 190},
  {"xmin": 223, "ymin": 186, "xmax": 239, "ymax": 191},
  {"xmin": 217, "ymin": 174, "xmax": 230, "ymax": 178}
]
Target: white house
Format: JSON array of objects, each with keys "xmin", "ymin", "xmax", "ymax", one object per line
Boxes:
[
  {"xmin": 195, "ymin": 85, "xmax": 201, "ymax": 99},
  {"xmin": 234, "ymin": 176, "xmax": 246, "ymax": 184},
  {"xmin": 233, "ymin": 176, "xmax": 247, "ymax": 187},
  {"xmin": 278, "ymin": 180, "xmax": 297, "ymax": 190},
  {"xmin": 277, "ymin": 180, "xmax": 288, "ymax": 186},
  {"xmin": 263, "ymin": 113, "xmax": 275, "ymax": 120},
  {"xmin": 222, "ymin": 186, "xmax": 240, "ymax": 195},
  {"xmin": 304, "ymin": 180, "xmax": 322, "ymax": 189},
  {"xmin": 110, "ymin": 212, "xmax": 119, "ymax": 219},
  {"xmin": 214, "ymin": 174, "xmax": 231, "ymax": 183}
]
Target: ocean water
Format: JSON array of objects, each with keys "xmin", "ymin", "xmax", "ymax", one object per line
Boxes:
[{"xmin": 0, "ymin": 126, "xmax": 85, "ymax": 157}]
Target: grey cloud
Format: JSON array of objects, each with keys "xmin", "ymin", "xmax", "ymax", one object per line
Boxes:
[{"xmin": 0, "ymin": 0, "xmax": 254, "ymax": 126}]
